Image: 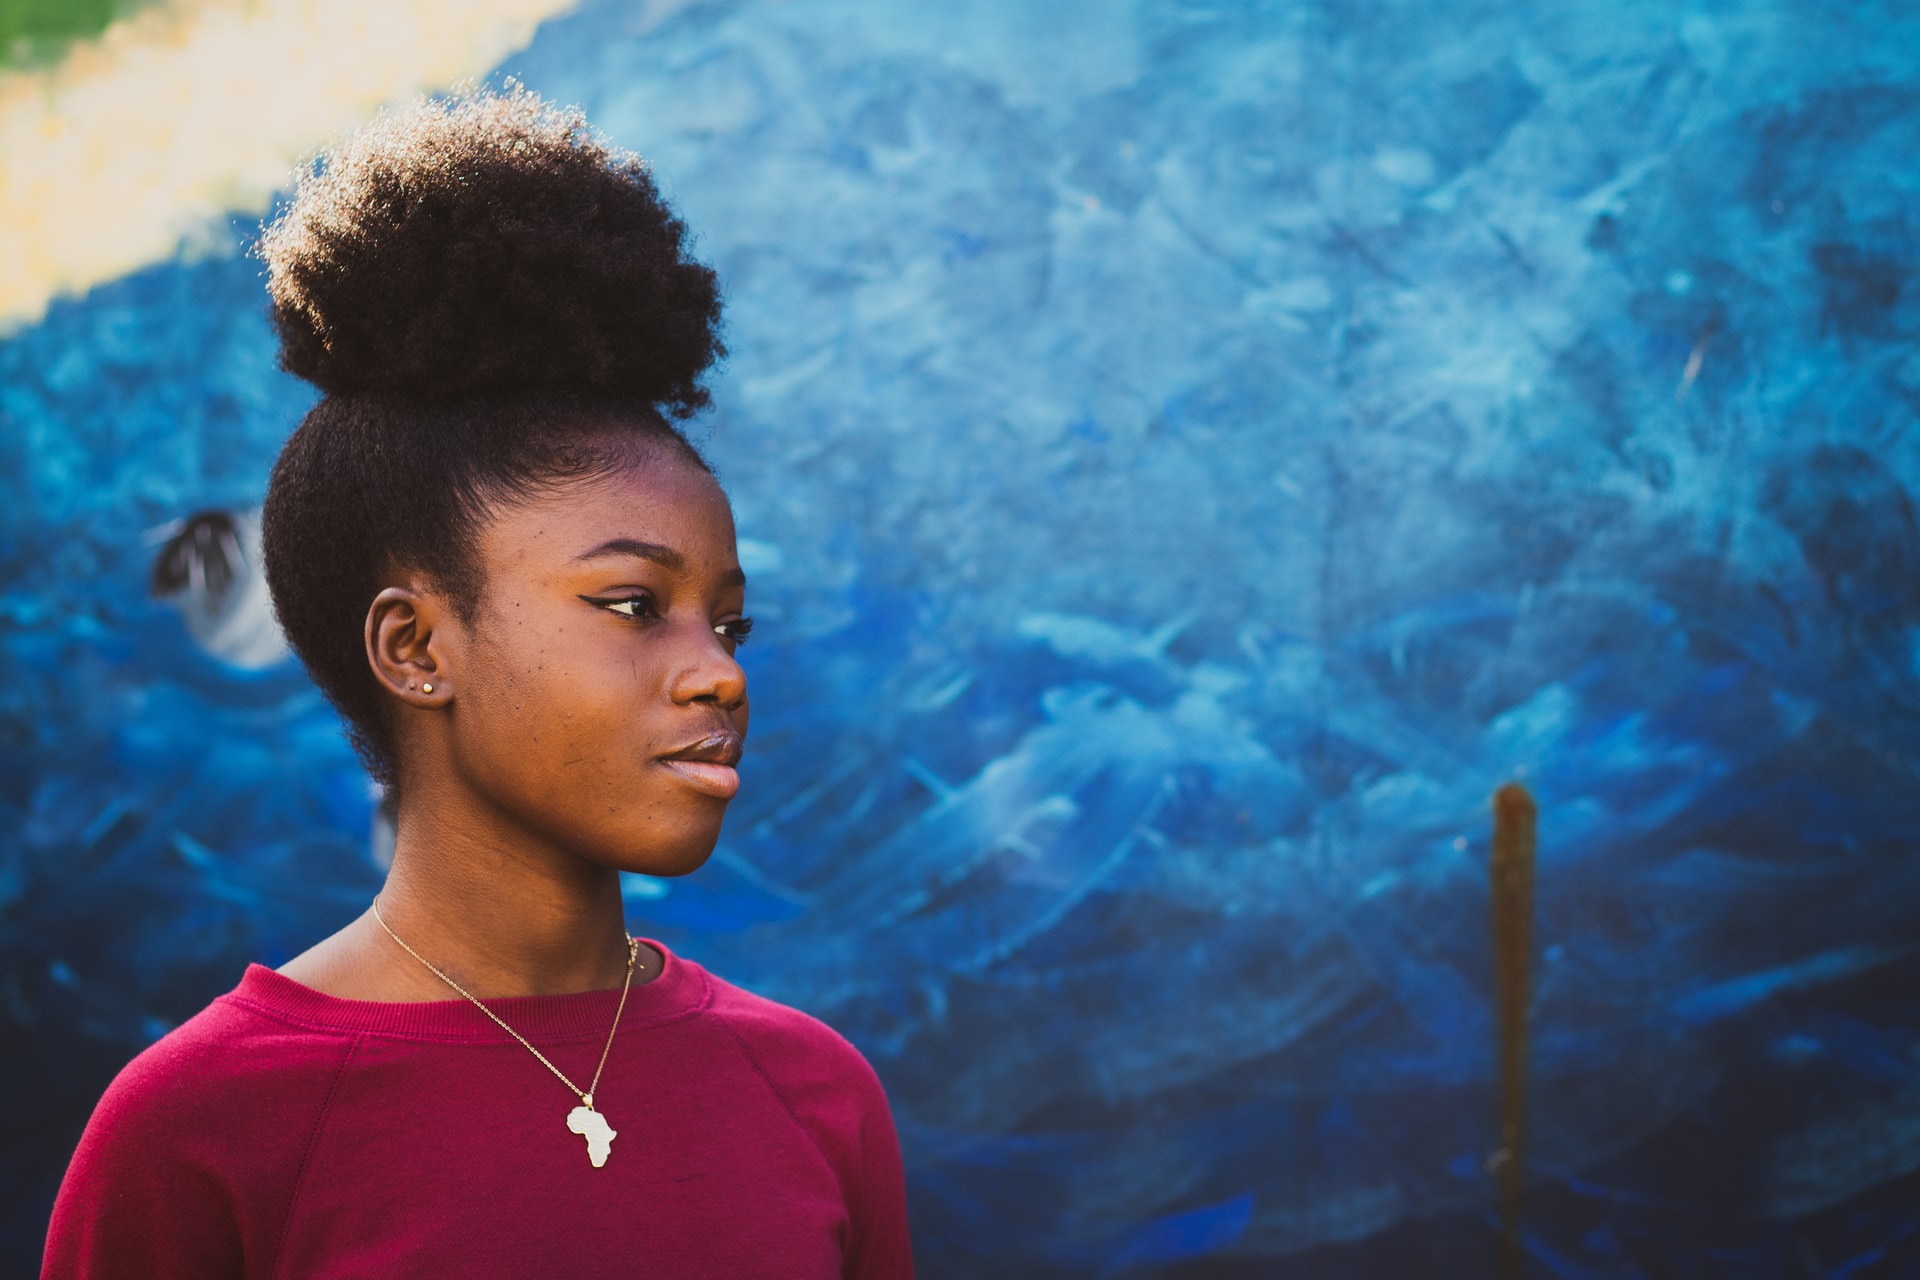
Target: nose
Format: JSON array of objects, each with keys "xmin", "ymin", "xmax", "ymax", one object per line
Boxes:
[{"xmin": 668, "ymin": 620, "xmax": 747, "ymax": 711}]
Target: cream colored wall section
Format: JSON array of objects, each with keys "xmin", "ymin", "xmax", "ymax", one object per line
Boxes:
[{"xmin": 0, "ymin": 0, "xmax": 578, "ymax": 331}]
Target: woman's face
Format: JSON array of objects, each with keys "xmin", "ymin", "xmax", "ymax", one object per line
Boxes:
[{"xmin": 433, "ymin": 448, "xmax": 750, "ymax": 877}]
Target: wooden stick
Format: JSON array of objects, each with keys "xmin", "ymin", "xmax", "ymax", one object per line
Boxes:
[{"xmin": 1491, "ymin": 782, "xmax": 1536, "ymax": 1280}]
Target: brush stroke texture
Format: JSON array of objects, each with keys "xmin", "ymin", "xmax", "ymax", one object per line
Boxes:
[{"xmin": 4, "ymin": 1, "xmax": 1920, "ymax": 1276}]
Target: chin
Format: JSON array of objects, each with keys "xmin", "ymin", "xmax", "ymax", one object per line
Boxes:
[{"xmin": 600, "ymin": 815, "xmax": 728, "ymax": 879}]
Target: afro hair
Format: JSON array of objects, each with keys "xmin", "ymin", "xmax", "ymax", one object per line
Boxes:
[{"xmin": 259, "ymin": 83, "xmax": 722, "ymax": 413}]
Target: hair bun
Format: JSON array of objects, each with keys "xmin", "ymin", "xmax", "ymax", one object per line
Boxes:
[{"xmin": 260, "ymin": 85, "xmax": 722, "ymax": 415}]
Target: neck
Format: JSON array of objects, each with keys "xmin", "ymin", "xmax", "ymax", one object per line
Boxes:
[{"xmin": 373, "ymin": 785, "xmax": 634, "ymax": 999}]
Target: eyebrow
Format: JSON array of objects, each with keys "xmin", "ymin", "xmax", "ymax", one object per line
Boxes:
[{"xmin": 573, "ymin": 537, "xmax": 746, "ymax": 587}]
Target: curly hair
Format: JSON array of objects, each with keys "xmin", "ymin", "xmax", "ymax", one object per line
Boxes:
[{"xmin": 258, "ymin": 85, "xmax": 724, "ymax": 785}]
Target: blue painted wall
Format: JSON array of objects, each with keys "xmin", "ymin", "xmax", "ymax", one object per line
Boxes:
[{"xmin": 6, "ymin": 1, "xmax": 1920, "ymax": 1274}]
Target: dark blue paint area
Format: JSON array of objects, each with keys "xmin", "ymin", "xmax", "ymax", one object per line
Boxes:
[{"xmin": 6, "ymin": 2, "xmax": 1920, "ymax": 1276}]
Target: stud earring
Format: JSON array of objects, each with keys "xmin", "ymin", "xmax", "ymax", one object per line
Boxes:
[{"xmin": 422, "ymin": 683, "xmax": 435, "ymax": 694}]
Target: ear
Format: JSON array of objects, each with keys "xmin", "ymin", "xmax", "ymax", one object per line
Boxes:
[{"xmin": 365, "ymin": 585, "xmax": 452, "ymax": 707}]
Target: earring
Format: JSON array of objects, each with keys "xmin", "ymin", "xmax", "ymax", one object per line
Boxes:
[{"xmin": 422, "ymin": 683, "xmax": 435, "ymax": 694}]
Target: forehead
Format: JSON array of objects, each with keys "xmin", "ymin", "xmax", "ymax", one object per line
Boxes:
[{"xmin": 475, "ymin": 452, "xmax": 737, "ymax": 571}]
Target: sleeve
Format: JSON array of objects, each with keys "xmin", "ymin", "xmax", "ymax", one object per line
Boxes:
[
  {"xmin": 41, "ymin": 1047, "xmax": 247, "ymax": 1280},
  {"xmin": 706, "ymin": 985, "xmax": 916, "ymax": 1279},
  {"xmin": 842, "ymin": 1063, "xmax": 914, "ymax": 1280}
]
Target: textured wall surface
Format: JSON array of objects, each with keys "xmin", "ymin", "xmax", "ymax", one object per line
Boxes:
[{"xmin": 5, "ymin": 1, "xmax": 1920, "ymax": 1275}]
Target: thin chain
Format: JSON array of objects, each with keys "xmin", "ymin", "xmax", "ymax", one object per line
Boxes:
[{"xmin": 370, "ymin": 895, "xmax": 638, "ymax": 1107}]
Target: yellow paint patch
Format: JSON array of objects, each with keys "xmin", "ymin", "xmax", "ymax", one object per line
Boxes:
[{"xmin": 0, "ymin": 0, "xmax": 577, "ymax": 331}]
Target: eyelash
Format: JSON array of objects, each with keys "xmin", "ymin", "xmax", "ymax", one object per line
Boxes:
[{"xmin": 578, "ymin": 594, "xmax": 754, "ymax": 646}]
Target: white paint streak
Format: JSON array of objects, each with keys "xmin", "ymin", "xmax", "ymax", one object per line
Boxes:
[{"xmin": 0, "ymin": 0, "xmax": 577, "ymax": 330}]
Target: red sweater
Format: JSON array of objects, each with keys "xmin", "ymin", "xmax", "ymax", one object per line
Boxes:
[{"xmin": 42, "ymin": 941, "xmax": 913, "ymax": 1279}]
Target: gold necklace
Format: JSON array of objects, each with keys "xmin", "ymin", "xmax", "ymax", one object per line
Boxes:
[{"xmin": 370, "ymin": 895, "xmax": 640, "ymax": 1168}]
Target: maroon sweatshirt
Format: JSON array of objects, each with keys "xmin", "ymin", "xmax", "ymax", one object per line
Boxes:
[{"xmin": 42, "ymin": 940, "xmax": 913, "ymax": 1278}]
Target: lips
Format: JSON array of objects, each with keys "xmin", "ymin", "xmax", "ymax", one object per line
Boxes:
[{"xmin": 656, "ymin": 731, "xmax": 743, "ymax": 799}]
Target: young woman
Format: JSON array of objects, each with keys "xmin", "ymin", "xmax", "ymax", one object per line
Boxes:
[{"xmin": 43, "ymin": 87, "xmax": 913, "ymax": 1278}]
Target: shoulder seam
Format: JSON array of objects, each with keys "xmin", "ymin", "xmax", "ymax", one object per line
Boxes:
[
  {"xmin": 703, "ymin": 1004, "xmax": 843, "ymax": 1192},
  {"xmin": 267, "ymin": 1031, "xmax": 363, "ymax": 1280}
]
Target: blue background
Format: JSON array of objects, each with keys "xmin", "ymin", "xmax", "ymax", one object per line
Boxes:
[{"xmin": 6, "ymin": 1, "xmax": 1920, "ymax": 1274}]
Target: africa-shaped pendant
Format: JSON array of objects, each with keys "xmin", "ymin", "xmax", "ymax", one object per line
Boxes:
[{"xmin": 567, "ymin": 1102, "xmax": 617, "ymax": 1167}]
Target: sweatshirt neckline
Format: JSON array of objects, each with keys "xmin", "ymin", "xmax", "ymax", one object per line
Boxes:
[{"xmin": 225, "ymin": 937, "xmax": 708, "ymax": 1044}]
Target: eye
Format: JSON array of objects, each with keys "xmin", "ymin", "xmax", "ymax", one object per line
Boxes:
[
  {"xmin": 715, "ymin": 617, "xmax": 755, "ymax": 647},
  {"xmin": 579, "ymin": 592, "xmax": 660, "ymax": 621}
]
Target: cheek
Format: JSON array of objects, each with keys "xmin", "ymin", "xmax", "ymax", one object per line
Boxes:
[
  {"xmin": 462, "ymin": 622, "xmax": 585, "ymax": 751},
  {"xmin": 463, "ymin": 625, "xmax": 658, "ymax": 779}
]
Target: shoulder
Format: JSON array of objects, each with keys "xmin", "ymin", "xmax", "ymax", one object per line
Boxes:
[
  {"xmin": 95, "ymin": 974, "xmax": 359, "ymax": 1134},
  {"xmin": 700, "ymin": 969, "xmax": 885, "ymax": 1095},
  {"xmin": 46, "ymin": 972, "xmax": 362, "ymax": 1276},
  {"xmin": 691, "ymin": 965, "xmax": 896, "ymax": 1153},
  {"xmin": 69, "ymin": 969, "xmax": 361, "ymax": 1192}
]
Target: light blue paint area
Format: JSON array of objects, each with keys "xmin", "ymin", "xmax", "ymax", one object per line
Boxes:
[
  {"xmin": 1764, "ymin": 1079, "xmax": 1920, "ymax": 1218},
  {"xmin": 7, "ymin": 0, "xmax": 1920, "ymax": 1274},
  {"xmin": 1782, "ymin": 1015, "xmax": 1920, "ymax": 1085},
  {"xmin": 1016, "ymin": 612, "xmax": 1195, "ymax": 668},
  {"xmin": 1831, "ymin": 1249, "xmax": 1888, "ymax": 1280},
  {"xmin": 1672, "ymin": 949, "xmax": 1906, "ymax": 1026},
  {"xmin": 1499, "ymin": 1220, "xmax": 1639, "ymax": 1280},
  {"xmin": 1109, "ymin": 1192, "xmax": 1255, "ymax": 1270},
  {"xmin": 619, "ymin": 872, "xmax": 670, "ymax": 902},
  {"xmin": 734, "ymin": 536, "xmax": 785, "ymax": 576}
]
